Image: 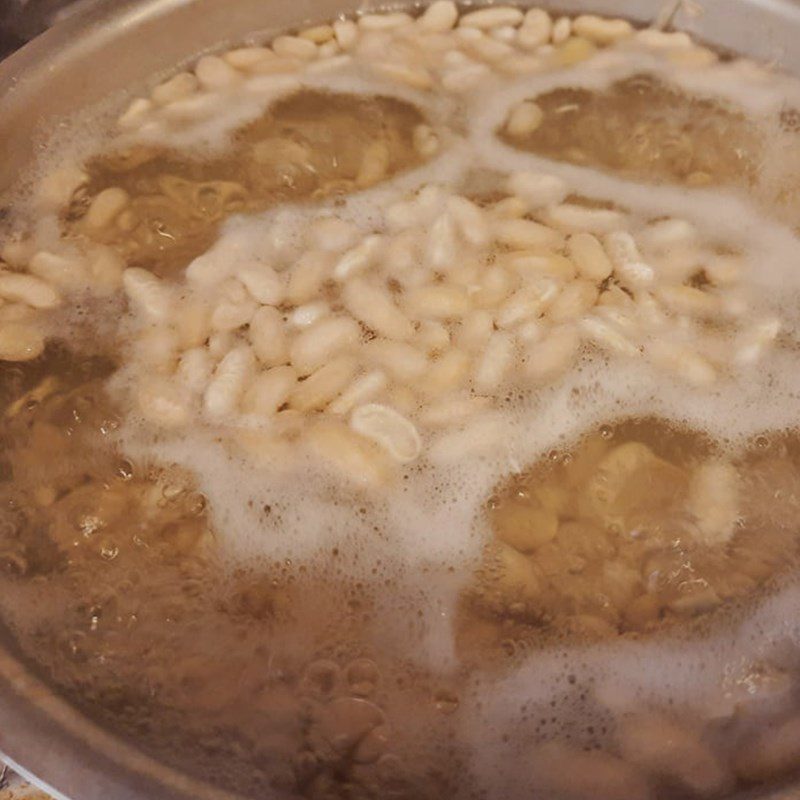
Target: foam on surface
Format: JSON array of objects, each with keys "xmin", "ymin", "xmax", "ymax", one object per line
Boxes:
[{"xmin": 10, "ymin": 7, "xmax": 800, "ymax": 745}]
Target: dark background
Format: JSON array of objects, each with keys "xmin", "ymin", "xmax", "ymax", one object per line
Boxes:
[{"xmin": 0, "ymin": 0, "xmax": 87, "ymax": 58}]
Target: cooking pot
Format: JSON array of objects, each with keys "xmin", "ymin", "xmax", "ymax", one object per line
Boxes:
[{"xmin": 2, "ymin": 0, "xmax": 800, "ymax": 797}]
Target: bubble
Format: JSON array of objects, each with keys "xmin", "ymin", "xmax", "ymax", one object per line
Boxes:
[
  {"xmin": 346, "ymin": 658, "xmax": 380, "ymax": 697},
  {"xmin": 434, "ymin": 688, "xmax": 460, "ymax": 714},
  {"xmin": 300, "ymin": 659, "xmax": 340, "ymax": 700},
  {"xmin": 115, "ymin": 459, "xmax": 134, "ymax": 481}
]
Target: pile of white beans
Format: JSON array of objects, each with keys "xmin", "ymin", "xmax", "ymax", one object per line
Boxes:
[
  {"xmin": 0, "ymin": 4, "xmax": 788, "ymax": 485},
  {"xmin": 118, "ymin": 173, "xmax": 778, "ymax": 481}
]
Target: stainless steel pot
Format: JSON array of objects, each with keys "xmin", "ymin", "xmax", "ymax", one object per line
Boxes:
[{"xmin": 2, "ymin": 1, "xmax": 800, "ymax": 797}]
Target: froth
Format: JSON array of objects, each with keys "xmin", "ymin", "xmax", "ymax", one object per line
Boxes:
[{"xmin": 465, "ymin": 577, "xmax": 800, "ymax": 798}]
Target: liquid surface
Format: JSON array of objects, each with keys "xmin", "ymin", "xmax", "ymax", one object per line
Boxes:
[{"xmin": 2, "ymin": 5, "xmax": 800, "ymax": 800}]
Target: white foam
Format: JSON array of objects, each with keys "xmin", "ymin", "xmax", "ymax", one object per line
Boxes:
[
  {"xmin": 14, "ymin": 10, "xmax": 800, "ymax": 690},
  {"xmin": 461, "ymin": 575, "xmax": 800, "ymax": 797}
]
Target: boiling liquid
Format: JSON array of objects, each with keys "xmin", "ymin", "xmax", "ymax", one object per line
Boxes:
[{"xmin": 2, "ymin": 9, "xmax": 800, "ymax": 800}]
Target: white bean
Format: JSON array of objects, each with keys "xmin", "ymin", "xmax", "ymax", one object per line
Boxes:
[
  {"xmin": 441, "ymin": 62, "xmax": 490, "ymax": 92},
  {"xmin": 506, "ymin": 171, "xmax": 569, "ymax": 207},
  {"xmin": 238, "ymin": 265, "xmax": 285, "ymax": 305},
  {"xmin": 580, "ymin": 316, "xmax": 639, "ymax": 356},
  {"xmin": 307, "ymin": 420, "xmax": 389, "ymax": 485},
  {"xmin": 425, "ymin": 213, "xmax": 459, "ymax": 271},
  {"xmin": 175, "ymin": 297, "xmax": 211, "ymax": 348},
  {"xmin": 428, "ymin": 414, "xmax": 505, "ymax": 463},
  {"xmin": 290, "ymin": 315, "xmax": 360, "ymax": 373},
  {"xmin": 464, "ymin": 34, "xmax": 514, "ymax": 63},
  {"xmin": 532, "ymin": 742, "xmax": 652, "ymax": 800},
  {"xmin": 551, "ymin": 16, "xmax": 572, "ymax": 44},
  {"xmin": 329, "ymin": 370, "xmax": 388, "ymax": 415},
  {"xmin": 375, "ymin": 62, "xmax": 433, "ymax": 90},
  {"xmin": 0, "ymin": 272, "xmax": 60, "ymax": 309},
  {"xmin": 358, "ymin": 12, "xmax": 412, "ymax": 29},
  {"xmin": 736, "ymin": 317, "xmax": 780, "ymax": 365},
  {"xmin": 85, "ymin": 188, "xmax": 130, "ymax": 230},
  {"xmin": 491, "ymin": 195, "xmax": 529, "ymax": 219},
  {"xmin": 350, "ymin": 402, "xmax": 422, "ymax": 464},
  {"xmin": 492, "ymin": 24, "xmax": 517, "ymax": 42},
  {"xmin": 476, "ymin": 266, "xmax": 518, "ymax": 312},
  {"xmin": 177, "ymin": 347, "xmax": 214, "ymax": 394},
  {"xmin": 364, "ymin": 339, "xmax": 428, "ymax": 381},
  {"xmin": 36, "ymin": 165, "xmax": 89, "ymax": 209},
  {"xmin": 224, "ymin": 47, "xmax": 274, "ymax": 69},
  {"xmin": 28, "ymin": 250, "xmax": 89, "ymax": 290},
  {"xmin": 123, "ymin": 268, "xmax": 173, "ymax": 321},
  {"xmin": 547, "ymin": 280, "xmax": 600, "ymax": 323},
  {"xmin": 288, "ymin": 301, "xmax": 329, "ymax": 328},
  {"xmin": 208, "ymin": 331, "xmax": 234, "ymax": 358},
  {"xmin": 618, "ymin": 715, "xmax": 730, "ymax": 796},
  {"xmin": 151, "ymin": 72, "xmax": 199, "ymax": 105},
  {"xmin": 417, "ymin": 0, "xmax": 458, "ymax": 32},
  {"xmin": 641, "ymin": 218, "xmax": 697, "ymax": 252},
  {"xmin": 117, "ymin": 98, "xmax": 153, "ymax": 130},
  {"xmin": 424, "ymin": 348, "xmax": 470, "ymax": 395},
  {"xmin": 248, "ymin": 306, "xmax": 288, "ymax": 366},
  {"xmin": 413, "ymin": 124, "xmax": 440, "ymax": 158},
  {"xmin": 286, "ymin": 250, "xmax": 333, "ymax": 304},
  {"xmin": 525, "ymin": 324, "xmax": 581, "ymax": 382},
  {"xmin": 545, "ymin": 204, "xmax": 624, "ymax": 234},
  {"xmin": 705, "ymin": 255, "xmax": 742, "ymax": 286},
  {"xmin": 416, "ymin": 320, "xmax": 451, "ymax": 353},
  {"xmin": 604, "ymin": 231, "xmax": 655, "ymax": 287},
  {"xmin": 211, "ymin": 297, "xmax": 257, "ymax": 331},
  {"xmin": 505, "ymin": 101, "xmax": 543, "ymax": 137},
  {"xmin": 272, "ymin": 35, "xmax": 317, "ymax": 59},
  {"xmin": 356, "ymin": 140, "xmax": 391, "ymax": 186},
  {"xmin": 498, "ymin": 53, "xmax": 545, "ymax": 74},
  {"xmin": 460, "ymin": 7, "xmax": 523, "ymax": 29},
  {"xmin": 494, "ymin": 218, "xmax": 563, "ymax": 250},
  {"xmin": 418, "ymin": 395, "xmax": 490, "ymax": 427},
  {"xmin": 517, "ymin": 8, "xmax": 552, "ymax": 49},
  {"xmin": 204, "ymin": 345, "xmax": 255, "ymax": 417},
  {"xmin": 137, "ymin": 378, "xmax": 190, "ymax": 427},
  {"xmin": 657, "ymin": 285, "xmax": 720, "ymax": 318},
  {"xmin": 447, "ymin": 196, "xmax": 490, "ymax": 247},
  {"xmin": 310, "ymin": 217, "xmax": 360, "ymax": 252},
  {"xmin": 635, "ymin": 29, "xmax": 693, "ymax": 49},
  {"xmin": 573, "ymin": 15, "xmax": 633, "ymax": 44},
  {"xmin": 300, "ymin": 24, "xmax": 335, "ymax": 43},
  {"xmin": 242, "ymin": 365, "xmax": 297, "ymax": 416},
  {"xmin": 0, "ymin": 304, "xmax": 36, "ymax": 323},
  {"xmin": 648, "ymin": 340, "xmax": 716, "ymax": 386},
  {"xmin": 516, "ymin": 318, "xmax": 544, "ymax": 343},
  {"xmin": 567, "ymin": 232, "xmax": 613, "ymax": 281},
  {"xmin": 456, "ymin": 309, "xmax": 494, "ymax": 351},
  {"xmin": 196, "ymin": 55, "xmax": 241, "ymax": 89},
  {"xmin": 343, "ymin": 278, "xmax": 414, "ymax": 341},
  {"xmin": 496, "ymin": 281, "xmax": 559, "ymax": 328},
  {"xmin": 505, "ymin": 252, "xmax": 576, "ymax": 281},
  {"xmin": 404, "ymin": 284, "xmax": 470, "ymax": 320},
  {"xmin": 334, "ymin": 235, "xmax": 383, "ymax": 280},
  {"xmin": 89, "ymin": 247, "xmax": 124, "ymax": 295},
  {"xmin": 290, "ymin": 356, "xmax": 355, "ymax": 411},
  {"xmin": 134, "ymin": 328, "xmax": 178, "ymax": 372},
  {"xmin": 473, "ymin": 331, "xmax": 515, "ymax": 392},
  {"xmin": 333, "ymin": 20, "xmax": 359, "ymax": 49},
  {"xmin": 0, "ymin": 322, "xmax": 44, "ymax": 361},
  {"xmin": 1, "ymin": 239, "xmax": 32, "ymax": 269}
]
